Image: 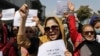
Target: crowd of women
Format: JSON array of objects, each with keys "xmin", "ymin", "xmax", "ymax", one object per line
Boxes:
[{"xmin": 0, "ymin": 0, "xmax": 100, "ymax": 56}]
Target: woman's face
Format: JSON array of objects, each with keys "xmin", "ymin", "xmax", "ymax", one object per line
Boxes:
[
  {"xmin": 82, "ymin": 26, "xmax": 95, "ymax": 41},
  {"xmin": 45, "ymin": 19, "xmax": 60, "ymax": 41},
  {"xmin": 94, "ymin": 22, "xmax": 100, "ymax": 35},
  {"xmin": 25, "ymin": 27, "xmax": 35, "ymax": 38}
]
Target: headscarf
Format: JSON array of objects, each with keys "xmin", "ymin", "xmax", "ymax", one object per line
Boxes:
[
  {"xmin": 39, "ymin": 16, "xmax": 67, "ymax": 47},
  {"xmin": 89, "ymin": 16, "xmax": 100, "ymax": 25}
]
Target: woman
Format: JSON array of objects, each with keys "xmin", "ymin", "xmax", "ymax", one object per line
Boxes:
[
  {"xmin": 17, "ymin": 4, "xmax": 70, "ymax": 56},
  {"xmin": 90, "ymin": 19, "xmax": 100, "ymax": 43},
  {"xmin": 74, "ymin": 24, "xmax": 100, "ymax": 56},
  {"xmin": 67, "ymin": 11, "xmax": 100, "ymax": 56},
  {"xmin": 39, "ymin": 16, "xmax": 65, "ymax": 44},
  {"xmin": 66, "ymin": 1, "xmax": 100, "ymax": 56},
  {"xmin": 0, "ymin": 8, "xmax": 17, "ymax": 56}
]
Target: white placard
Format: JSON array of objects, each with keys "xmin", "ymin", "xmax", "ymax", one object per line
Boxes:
[
  {"xmin": 1, "ymin": 8, "xmax": 15, "ymax": 20},
  {"xmin": 0, "ymin": 51, "xmax": 3, "ymax": 56},
  {"xmin": 13, "ymin": 9, "xmax": 38, "ymax": 27},
  {"xmin": 56, "ymin": 0, "xmax": 68, "ymax": 15},
  {"xmin": 38, "ymin": 39, "xmax": 67, "ymax": 56}
]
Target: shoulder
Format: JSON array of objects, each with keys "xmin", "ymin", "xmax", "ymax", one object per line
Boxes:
[
  {"xmin": 80, "ymin": 44, "xmax": 92, "ymax": 56},
  {"xmin": 39, "ymin": 35, "xmax": 49, "ymax": 44}
]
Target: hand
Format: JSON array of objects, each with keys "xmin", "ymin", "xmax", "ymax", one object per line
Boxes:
[
  {"xmin": 19, "ymin": 4, "xmax": 29, "ymax": 20},
  {"xmin": 67, "ymin": 0, "xmax": 74, "ymax": 11},
  {"xmin": 32, "ymin": 16, "xmax": 40, "ymax": 25},
  {"xmin": 65, "ymin": 51, "xmax": 72, "ymax": 56}
]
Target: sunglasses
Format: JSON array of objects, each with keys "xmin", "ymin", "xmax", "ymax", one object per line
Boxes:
[
  {"xmin": 26, "ymin": 30, "xmax": 33, "ymax": 33},
  {"xmin": 83, "ymin": 31, "xmax": 94, "ymax": 35},
  {"xmin": 44, "ymin": 25, "xmax": 59, "ymax": 33}
]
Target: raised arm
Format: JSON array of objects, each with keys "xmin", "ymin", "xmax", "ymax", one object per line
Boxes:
[
  {"xmin": 66, "ymin": 1, "xmax": 82, "ymax": 47},
  {"xmin": 32, "ymin": 16, "xmax": 45, "ymax": 35},
  {"xmin": 17, "ymin": 4, "xmax": 30, "ymax": 48}
]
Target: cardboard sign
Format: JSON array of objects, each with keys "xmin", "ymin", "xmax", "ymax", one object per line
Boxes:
[
  {"xmin": 1, "ymin": 8, "xmax": 15, "ymax": 20},
  {"xmin": 13, "ymin": 9, "xmax": 38, "ymax": 27},
  {"xmin": 38, "ymin": 39, "xmax": 67, "ymax": 56}
]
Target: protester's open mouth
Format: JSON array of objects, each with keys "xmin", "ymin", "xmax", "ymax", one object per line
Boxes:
[{"xmin": 49, "ymin": 34, "xmax": 56, "ymax": 36}]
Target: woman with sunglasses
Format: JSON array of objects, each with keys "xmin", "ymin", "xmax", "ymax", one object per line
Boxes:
[
  {"xmin": 66, "ymin": 1, "xmax": 100, "ymax": 56},
  {"xmin": 17, "ymin": 4, "xmax": 72, "ymax": 56},
  {"xmin": 74, "ymin": 24, "xmax": 100, "ymax": 56}
]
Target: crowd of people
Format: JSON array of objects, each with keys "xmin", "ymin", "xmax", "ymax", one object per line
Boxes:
[{"xmin": 0, "ymin": 0, "xmax": 100, "ymax": 56}]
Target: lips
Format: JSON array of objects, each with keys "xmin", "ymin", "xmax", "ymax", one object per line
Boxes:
[{"xmin": 49, "ymin": 33, "xmax": 56, "ymax": 36}]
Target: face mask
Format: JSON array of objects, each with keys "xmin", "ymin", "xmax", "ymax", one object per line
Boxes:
[
  {"xmin": 96, "ymin": 35, "xmax": 100, "ymax": 43},
  {"xmin": 95, "ymin": 29, "xmax": 100, "ymax": 35}
]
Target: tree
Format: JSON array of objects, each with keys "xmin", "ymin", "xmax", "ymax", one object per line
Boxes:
[
  {"xmin": 98, "ymin": 10, "xmax": 100, "ymax": 14},
  {"xmin": 76, "ymin": 5, "xmax": 92, "ymax": 21}
]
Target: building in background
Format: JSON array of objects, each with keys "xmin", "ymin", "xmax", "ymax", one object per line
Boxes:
[
  {"xmin": 0, "ymin": 0, "xmax": 19, "ymax": 10},
  {"xmin": 6, "ymin": 0, "xmax": 46, "ymax": 21},
  {"xmin": 0, "ymin": 0, "xmax": 46, "ymax": 21}
]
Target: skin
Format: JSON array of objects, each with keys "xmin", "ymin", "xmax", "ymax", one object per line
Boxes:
[
  {"xmin": 94, "ymin": 22, "xmax": 100, "ymax": 30},
  {"xmin": 45, "ymin": 19, "xmax": 60, "ymax": 41},
  {"xmin": 25, "ymin": 27, "xmax": 34, "ymax": 38},
  {"xmin": 32, "ymin": 16, "xmax": 45, "ymax": 35},
  {"xmin": 65, "ymin": 51, "xmax": 72, "ymax": 56},
  {"xmin": 83, "ymin": 26, "xmax": 95, "ymax": 41}
]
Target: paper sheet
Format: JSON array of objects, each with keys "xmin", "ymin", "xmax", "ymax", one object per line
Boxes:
[
  {"xmin": 56, "ymin": 0, "xmax": 68, "ymax": 15},
  {"xmin": 1, "ymin": 8, "xmax": 15, "ymax": 20},
  {"xmin": 13, "ymin": 9, "xmax": 38, "ymax": 27},
  {"xmin": 0, "ymin": 51, "xmax": 3, "ymax": 56},
  {"xmin": 38, "ymin": 39, "xmax": 67, "ymax": 56}
]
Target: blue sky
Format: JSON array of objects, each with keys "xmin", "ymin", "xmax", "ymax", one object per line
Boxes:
[{"xmin": 40, "ymin": 0, "xmax": 100, "ymax": 16}]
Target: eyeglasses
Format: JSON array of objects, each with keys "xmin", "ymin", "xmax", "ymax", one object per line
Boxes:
[
  {"xmin": 83, "ymin": 31, "xmax": 94, "ymax": 35},
  {"xmin": 26, "ymin": 30, "xmax": 33, "ymax": 33},
  {"xmin": 44, "ymin": 25, "xmax": 59, "ymax": 33}
]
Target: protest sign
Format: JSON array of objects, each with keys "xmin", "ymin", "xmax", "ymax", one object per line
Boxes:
[
  {"xmin": 13, "ymin": 9, "xmax": 38, "ymax": 27},
  {"xmin": 1, "ymin": 8, "xmax": 15, "ymax": 20},
  {"xmin": 0, "ymin": 51, "xmax": 3, "ymax": 56},
  {"xmin": 56, "ymin": 0, "xmax": 68, "ymax": 15},
  {"xmin": 38, "ymin": 39, "xmax": 67, "ymax": 56}
]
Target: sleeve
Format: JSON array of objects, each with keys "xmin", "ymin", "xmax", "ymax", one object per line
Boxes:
[
  {"xmin": 67, "ymin": 15, "xmax": 82, "ymax": 47},
  {"xmin": 17, "ymin": 35, "xmax": 31, "ymax": 48},
  {"xmin": 8, "ymin": 47, "xmax": 17, "ymax": 56}
]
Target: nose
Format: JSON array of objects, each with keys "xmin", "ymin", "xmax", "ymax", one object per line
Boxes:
[
  {"xmin": 88, "ymin": 32, "xmax": 91, "ymax": 35},
  {"xmin": 49, "ymin": 28, "xmax": 53, "ymax": 32}
]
